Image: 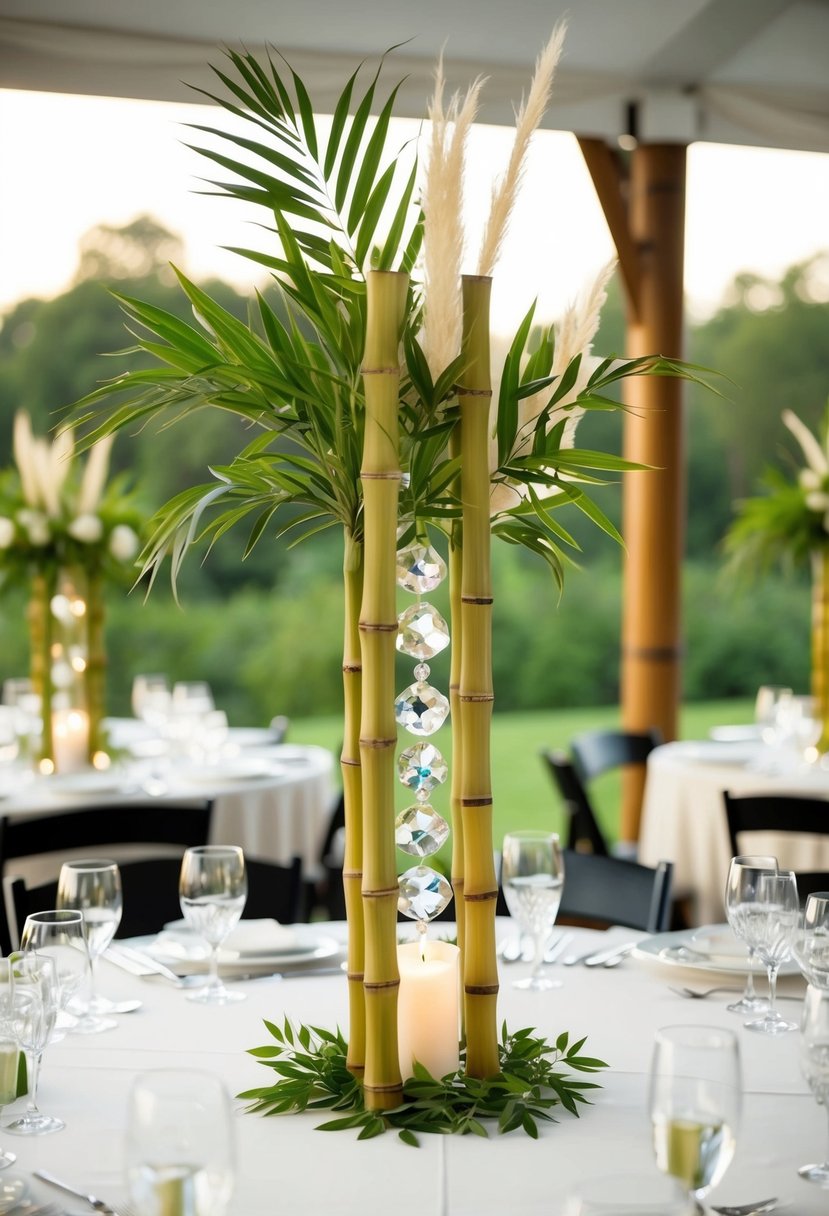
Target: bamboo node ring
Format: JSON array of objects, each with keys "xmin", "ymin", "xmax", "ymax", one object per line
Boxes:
[
  {"xmin": 361, "ymin": 365, "xmax": 401, "ymax": 375},
  {"xmin": 464, "ymin": 889, "xmax": 499, "ymax": 902},
  {"xmin": 459, "ymin": 694, "xmax": 495, "ymax": 704},
  {"xmin": 465, "ymin": 984, "xmax": 499, "ymax": 996},
  {"xmin": 363, "ymin": 979, "xmax": 401, "ymax": 992},
  {"xmin": 362, "ymin": 885, "xmax": 400, "ymax": 898},
  {"xmin": 361, "ymin": 470, "xmax": 403, "ymax": 481},
  {"xmin": 359, "ymin": 736, "xmax": 397, "ymax": 750},
  {"xmin": 359, "ymin": 621, "xmax": 399, "ymax": 632},
  {"xmin": 455, "ymin": 387, "xmax": 493, "ymax": 398},
  {"xmin": 461, "ymin": 595, "xmax": 493, "ymax": 605},
  {"xmin": 460, "ymin": 796, "xmax": 493, "ymax": 807}
]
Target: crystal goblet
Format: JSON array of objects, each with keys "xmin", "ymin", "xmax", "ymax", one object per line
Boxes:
[
  {"xmin": 179, "ymin": 845, "xmax": 247, "ymax": 1005},
  {"xmin": 57, "ymin": 858, "xmax": 123, "ymax": 1018},
  {"xmin": 500, "ymin": 831, "xmax": 564, "ymax": 991},
  {"xmin": 723, "ymin": 854, "xmax": 777, "ymax": 1015}
]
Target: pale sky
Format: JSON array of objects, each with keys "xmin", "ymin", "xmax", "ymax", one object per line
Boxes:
[{"xmin": 1, "ymin": 88, "xmax": 828, "ymax": 334}]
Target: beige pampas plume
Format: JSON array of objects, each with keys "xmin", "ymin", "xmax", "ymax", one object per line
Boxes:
[
  {"xmin": 78, "ymin": 433, "xmax": 115, "ymax": 515},
  {"xmin": 12, "ymin": 411, "xmax": 40, "ymax": 508},
  {"xmin": 421, "ymin": 55, "xmax": 485, "ymax": 381},
  {"xmin": 477, "ymin": 24, "xmax": 566, "ymax": 279},
  {"xmin": 489, "ymin": 257, "xmax": 616, "ymax": 515}
]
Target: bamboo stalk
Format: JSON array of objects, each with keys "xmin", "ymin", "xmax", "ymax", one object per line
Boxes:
[
  {"xmin": 448, "ymin": 429, "xmax": 466, "ymax": 975},
  {"xmin": 28, "ymin": 570, "xmax": 55, "ymax": 767},
  {"xmin": 811, "ymin": 550, "xmax": 829, "ymax": 755},
  {"xmin": 342, "ymin": 530, "xmax": 366, "ymax": 1075},
  {"xmin": 84, "ymin": 567, "xmax": 106, "ymax": 760},
  {"xmin": 359, "ymin": 269, "xmax": 408, "ymax": 1111},
  {"xmin": 457, "ymin": 275, "xmax": 499, "ymax": 1079}
]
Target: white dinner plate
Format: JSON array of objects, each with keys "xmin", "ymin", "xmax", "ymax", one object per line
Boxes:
[
  {"xmin": 673, "ymin": 740, "xmax": 758, "ymax": 766},
  {"xmin": 174, "ymin": 757, "xmax": 277, "ymax": 784},
  {"xmin": 633, "ymin": 924, "xmax": 801, "ymax": 976},
  {"xmin": 228, "ymin": 727, "xmax": 283, "ymax": 748},
  {"xmin": 709, "ymin": 723, "xmax": 763, "ymax": 743},
  {"xmin": 127, "ymin": 924, "xmax": 341, "ymax": 974},
  {"xmin": 43, "ymin": 771, "xmax": 133, "ymax": 797}
]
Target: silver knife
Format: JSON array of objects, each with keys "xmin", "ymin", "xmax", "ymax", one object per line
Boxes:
[
  {"xmin": 583, "ymin": 941, "xmax": 638, "ymax": 967},
  {"xmin": 544, "ymin": 932, "xmax": 575, "ymax": 963}
]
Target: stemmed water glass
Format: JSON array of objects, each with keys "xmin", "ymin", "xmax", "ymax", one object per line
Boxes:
[
  {"xmin": 57, "ymin": 859, "xmax": 123, "ymax": 1018},
  {"xmin": 724, "ymin": 854, "xmax": 777, "ymax": 1015},
  {"xmin": 745, "ymin": 869, "xmax": 800, "ymax": 1035},
  {"xmin": 125, "ymin": 1069, "xmax": 235, "ymax": 1215},
  {"xmin": 500, "ymin": 831, "xmax": 564, "ymax": 991},
  {"xmin": 798, "ymin": 984, "xmax": 829, "ymax": 1186},
  {"xmin": 793, "ymin": 891, "xmax": 829, "ymax": 989},
  {"xmin": 649, "ymin": 1024, "xmax": 741, "ymax": 1214},
  {"xmin": 20, "ymin": 909, "xmax": 110, "ymax": 1035},
  {"xmin": 4, "ymin": 952, "xmax": 62, "ymax": 1136},
  {"xmin": 179, "ymin": 845, "xmax": 247, "ymax": 1005},
  {"xmin": 0, "ymin": 962, "xmax": 21, "ymax": 1168}
]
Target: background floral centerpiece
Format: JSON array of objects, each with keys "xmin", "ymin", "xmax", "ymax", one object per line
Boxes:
[
  {"xmin": 726, "ymin": 402, "xmax": 829, "ymax": 753},
  {"xmin": 0, "ymin": 411, "xmax": 142, "ymax": 768}
]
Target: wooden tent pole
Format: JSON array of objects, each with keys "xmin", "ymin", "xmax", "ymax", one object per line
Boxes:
[{"xmin": 580, "ymin": 139, "xmax": 687, "ymax": 843}]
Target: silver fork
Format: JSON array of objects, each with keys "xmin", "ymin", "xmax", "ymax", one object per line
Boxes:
[
  {"xmin": 670, "ymin": 984, "xmax": 801, "ymax": 1001},
  {"xmin": 33, "ymin": 1171, "xmax": 136, "ymax": 1216}
]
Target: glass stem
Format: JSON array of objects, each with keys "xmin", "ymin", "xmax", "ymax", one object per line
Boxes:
[
  {"xmin": 208, "ymin": 943, "xmax": 221, "ymax": 992},
  {"xmin": 531, "ymin": 932, "xmax": 545, "ymax": 981},
  {"xmin": 766, "ymin": 962, "xmax": 779, "ymax": 1020},
  {"xmin": 744, "ymin": 948, "xmax": 758, "ymax": 1000},
  {"xmin": 25, "ymin": 1049, "xmax": 41, "ymax": 1116}
]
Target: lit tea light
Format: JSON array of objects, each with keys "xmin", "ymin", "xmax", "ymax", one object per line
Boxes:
[{"xmin": 92, "ymin": 750, "xmax": 111, "ymax": 770}]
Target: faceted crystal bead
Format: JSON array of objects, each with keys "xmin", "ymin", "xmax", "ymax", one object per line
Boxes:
[
  {"xmin": 396, "ymin": 603, "xmax": 450, "ymax": 660},
  {"xmin": 398, "ymin": 866, "xmax": 453, "ymax": 922},
  {"xmin": 397, "ymin": 742, "xmax": 448, "ymax": 795},
  {"xmin": 395, "ymin": 804, "xmax": 450, "ymax": 858},
  {"xmin": 395, "ymin": 679, "xmax": 450, "ymax": 736},
  {"xmin": 396, "ymin": 543, "xmax": 447, "ymax": 594}
]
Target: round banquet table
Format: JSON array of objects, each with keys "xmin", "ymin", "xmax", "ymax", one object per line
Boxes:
[
  {"xmin": 0, "ymin": 740, "xmax": 336, "ymax": 883},
  {"xmin": 4, "ymin": 920, "xmax": 824, "ymax": 1216},
  {"xmin": 639, "ymin": 739, "xmax": 829, "ymax": 926}
]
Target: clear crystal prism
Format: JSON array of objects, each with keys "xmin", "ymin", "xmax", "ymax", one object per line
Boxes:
[
  {"xmin": 398, "ymin": 866, "xmax": 453, "ymax": 922},
  {"xmin": 395, "ymin": 680, "xmax": 450, "ymax": 736},
  {"xmin": 397, "ymin": 742, "xmax": 448, "ymax": 795},
  {"xmin": 395, "ymin": 804, "xmax": 450, "ymax": 858},
  {"xmin": 396, "ymin": 543, "xmax": 447, "ymax": 594},
  {"xmin": 396, "ymin": 602, "xmax": 450, "ymax": 660}
]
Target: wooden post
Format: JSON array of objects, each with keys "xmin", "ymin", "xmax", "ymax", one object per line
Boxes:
[
  {"xmin": 579, "ymin": 138, "xmax": 687, "ymax": 843},
  {"xmin": 620, "ymin": 143, "xmax": 687, "ymax": 841}
]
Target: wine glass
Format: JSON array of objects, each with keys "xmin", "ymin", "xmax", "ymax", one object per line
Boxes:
[
  {"xmin": 57, "ymin": 859, "xmax": 123, "ymax": 1017},
  {"xmin": 798, "ymin": 984, "xmax": 829, "ymax": 1186},
  {"xmin": 4, "ymin": 951, "xmax": 62, "ymax": 1136},
  {"xmin": 0, "ymin": 961, "xmax": 21, "ymax": 1168},
  {"xmin": 131, "ymin": 673, "xmax": 171, "ymax": 726},
  {"xmin": 754, "ymin": 684, "xmax": 793, "ymax": 746},
  {"xmin": 500, "ymin": 831, "xmax": 564, "ymax": 991},
  {"xmin": 20, "ymin": 909, "xmax": 111, "ymax": 1035},
  {"xmin": 793, "ymin": 891, "xmax": 829, "ymax": 989},
  {"xmin": 723, "ymin": 854, "xmax": 777, "ymax": 1015},
  {"xmin": 179, "ymin": 845, "xmax": 247, "ymax": 1005},
  {"xmin": 649, "ymin": 1024, "xmax": 741, "ymax": 1213},
  {"xmin": 745, "ymin": 869, "xmax": 800, "ymax": 1035},
  {"xmin": 125, "ymin": 1069, "xmax": 235, "ymax": 1215}
]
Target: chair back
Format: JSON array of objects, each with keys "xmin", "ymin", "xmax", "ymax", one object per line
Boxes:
[
  {"xmin": 540, "ymin": 749, "xmax": 608, "ymax": 855},
  {"xmin": 723, "ymin": 790, "xmax": 829, "ymax": 903},
  {"xmin": 558, "ymin": 850, "xmax": 673, "ymax": 933},
  {"xmin": 4, "ymin": 853, "xmax": 303, "ymax": 951},
  {"xmin": 570, "ymin": 727, "xmax": 663, "ymax": 784},
  {"xmin": 0, "ymin": 800, "xmax": 214, "ymax": 954}
]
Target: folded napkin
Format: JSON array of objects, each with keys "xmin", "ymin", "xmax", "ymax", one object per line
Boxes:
[{"xmin": 222, "ymin": 918, "xmax": 297, "ymax": 956}]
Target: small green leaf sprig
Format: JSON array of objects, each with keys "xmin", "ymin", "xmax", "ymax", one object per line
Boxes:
[{"xmin": 239, "ymin": 1018, "xmax": 607, "ymax": 1145}]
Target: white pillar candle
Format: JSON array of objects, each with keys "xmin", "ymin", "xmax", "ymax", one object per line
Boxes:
[
  {"xmin": 397, "ymin": 939, "xmax": 460, "ymax": 1081},
  {"xmin": 52, "ymin": 708, "xmax": 90, "ymax": 773}
]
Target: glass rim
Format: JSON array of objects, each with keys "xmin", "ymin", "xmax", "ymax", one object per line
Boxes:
[
  {"xmin": 654, "ymin": 1023, "xmax": 739, "ymax": 1050},
  {"xmin": 502, "ymin": 830, "xmax": 561, "ymax": 843},
  {"xmin": 183, "ymin": 844, "xmax": 244, "ymax": 857},
  {"xmin": 24, "ymin": 908, "xmax": 83, "ymax": 924},
  {"xmin": 59, "ymin": 858, "xmax": 119, "ymax": 872}
]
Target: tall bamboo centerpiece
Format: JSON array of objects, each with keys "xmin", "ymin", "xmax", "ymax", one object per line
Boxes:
[
  {"xmin": 811, "ymin": 549, "xmax": 829, "ymax": 753},
  {"xmin": 359, "ymin": 270, "xmax": 409, "ymax": 1111},
  {"xmin": 457, "ymin": 275, "xmax": 500, "ymax": 1079},
  {"xmin": 84, "ymin": 568, "xmax": 106, "ymax": 760},
  {"xmin": 28, "ymin": 570, "xmax": 55, "ymax": 766},
  {"xmin": 342, "ymin": 532, "xmax": 366, "ymax": 1075},
  {"xmin": 448, "ymin": 451, "xmax": 466, "ymax": 968}
]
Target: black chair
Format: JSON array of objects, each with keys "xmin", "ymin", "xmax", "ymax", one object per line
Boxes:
[
  {"xmin": 570, "ymin": 727, "xmax": 663, "ymax": 796},
  {"xmin": 724, "ymin": 790, "xmax": 829, "ymax": 902},
  {"xmin": 315, "ymin": 791, "xmax": 346, "ymax": 920},
  {"xmin": 0, "ymin": 800, "xmax": 214, "ymax": 954},
  {"xmin": 557, "ymin": 850, "xmax": 673, "ymax": 933},
  {"xmin": 541, "ymin": 750, "xmax": 608, "ymax": 855},
  {"xmin": 4, "ymin": 853, "xmax": 304, "ymax": 951}
]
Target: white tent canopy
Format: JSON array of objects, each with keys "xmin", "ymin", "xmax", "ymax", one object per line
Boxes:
[{"xmin": 2, "ymin": 0, "xmax": 829, "ymax": 153}]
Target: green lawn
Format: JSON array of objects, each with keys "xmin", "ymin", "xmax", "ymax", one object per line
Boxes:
[{"xmin": 289, "ymin": 698, "xmax": 756, "ymax": 860}]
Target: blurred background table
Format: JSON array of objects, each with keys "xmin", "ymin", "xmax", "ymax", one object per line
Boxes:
[{"xmin": 639, "ymin": 739, "xmax": 829, "ymax": 924}]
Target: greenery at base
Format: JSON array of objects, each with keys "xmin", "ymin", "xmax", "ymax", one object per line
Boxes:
[{"xmin": 240, "ymin": 1018, "xmax": 606, "ymax": 1145}]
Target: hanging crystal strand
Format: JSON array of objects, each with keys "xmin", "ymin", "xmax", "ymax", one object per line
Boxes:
[{"xmin": 394, "ymin": 544, "xmax": 454, "ymax": 938}]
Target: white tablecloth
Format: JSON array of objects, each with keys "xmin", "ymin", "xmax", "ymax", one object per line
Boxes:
[
  {"xmin": 5, "ymin": 921, "xmax": 825, "ymax": 1215},
  {"xmin": 0, "ymin": 743, "xmax": 336, "ymax": 881},
  {"xmin": 639, "ymin": 741, "xmax": 829, "ymax": 925}
]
